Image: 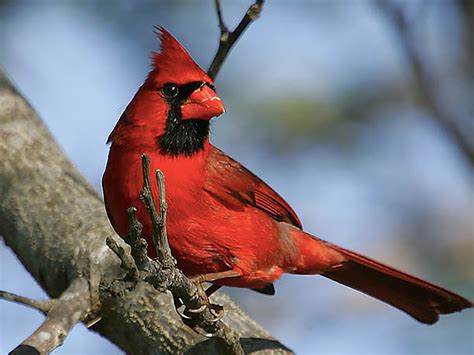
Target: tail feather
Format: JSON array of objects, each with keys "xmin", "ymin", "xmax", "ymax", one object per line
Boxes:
[{"xmin": 321, "ymin": 242, "xmax": 473, "ymax": 324}]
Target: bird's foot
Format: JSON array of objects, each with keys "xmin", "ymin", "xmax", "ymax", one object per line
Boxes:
[
  {"xmin": 173, "ymin": 292, "xmax": 224, "ymax": 330},
  {"xmin": 174, "ymin": 270, "xmax": 240, "ymax": 327}
]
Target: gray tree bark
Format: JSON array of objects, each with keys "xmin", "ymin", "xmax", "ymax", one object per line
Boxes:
[{"xmin": 0, "ymin": 70, "xmax": 291, "ymax": 354}]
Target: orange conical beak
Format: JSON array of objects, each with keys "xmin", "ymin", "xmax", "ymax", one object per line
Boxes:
[{"xmin": 181, "ymin": 85, "xmax": 225, "ymax": 120}]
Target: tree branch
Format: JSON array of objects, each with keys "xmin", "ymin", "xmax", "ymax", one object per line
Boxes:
[
  {"xmin": 0, "ymin": 291, "xmax": 56, "ymax": 314},
  {"xmin": 9, "ymin": 278, "xmax": 90, "ymax": 355},
  {"xmin": 124, "ymin": 206, "xmax": 151, "ymax": 271},
  {"xmin": 215, "ymin": 0, "xmax": 230, "ymax": 36},
  {"xmin": 106, "ymin": 236, "xmax": 140, "ymax": 281},
  {"xmin": 139, "ymin": 155, "xmax": 175, "ymax": 267},
  {"xmin": 376, "ymin": 0, "xmax": 474, "ymax": 166},
  {"xmin": 208, "ymin": 0, "xmax": 265, "ymax": 80}
]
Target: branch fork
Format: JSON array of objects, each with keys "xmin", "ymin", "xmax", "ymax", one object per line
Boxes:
[
  {"xmin": 208, "ymin": 0, "xmax": 265, "ymax": 80},
  {"xmin": 1, "ymin": 279, "xmax": 90, "ymax": 355}
]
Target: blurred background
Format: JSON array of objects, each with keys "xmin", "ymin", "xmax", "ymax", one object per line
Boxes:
[{"xmin": 1, "ymin": 0, "xmax": 473, "ymax": 354}]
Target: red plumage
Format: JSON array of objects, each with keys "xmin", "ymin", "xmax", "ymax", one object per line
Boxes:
[{"xmin": 103, "ymin": 28, "xmax": 472, "ymax": 324}]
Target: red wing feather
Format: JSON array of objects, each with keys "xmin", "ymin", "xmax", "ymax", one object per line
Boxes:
[{"xmin": 205, "ymin": 148, "xmax": 302, "ymax": 228}]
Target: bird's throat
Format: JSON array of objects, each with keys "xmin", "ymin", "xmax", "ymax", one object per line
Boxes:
[{"xmin": 157, "ymin": 107, "xmax": 209, "ymax": 157}]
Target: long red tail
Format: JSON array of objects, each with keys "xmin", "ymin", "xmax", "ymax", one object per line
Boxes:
[{"xmin": 290, "ymin": 230, "xmax": 473, "ymax": 324}]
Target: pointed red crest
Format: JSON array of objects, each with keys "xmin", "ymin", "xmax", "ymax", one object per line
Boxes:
[{"xmin": 149, "ymin": 27, "xmax": 212, "ymax": 85}]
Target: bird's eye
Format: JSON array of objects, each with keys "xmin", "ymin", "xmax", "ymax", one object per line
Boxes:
[{"xmin": 161, "ymin": 83, "xmax": 179, "ymax": 98}]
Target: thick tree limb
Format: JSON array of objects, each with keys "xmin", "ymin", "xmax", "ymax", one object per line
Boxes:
[
  {"xmin": 377, "ymin": 0, "xmax": 474, "ymax": 166},
  {"xmin": 0, "ymin": 70, "xmax": 291, "ymax": 354},
  {"xmin": 208, "ymin": 0, "xmax": 265, "ymax": 80}
]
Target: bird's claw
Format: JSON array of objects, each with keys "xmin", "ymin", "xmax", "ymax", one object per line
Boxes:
[
  {"xmin": 208, "ymin": 303, "xmax": 224, "ymax": 322},
  {"xmin": 173, "ymin": 274, "xmax": 231, "ymax": 334},
  {"xmin": 174, "ymin": 296, "xmax": 224, "ymax": 332},
  {"xmin": 175, "ymin": 301, "xmax": 223, "ymax": 320},
  {"xmin": 184, "ymin": 303, "xmax": 225, "ymax": 338},
  {"xmin": 186, "ymin": 303, "xmax": 208, "ymax": 314}
]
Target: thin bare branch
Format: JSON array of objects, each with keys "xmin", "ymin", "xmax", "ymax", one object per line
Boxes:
[
  {"xmin": 124, "ymin": 206, "xmax": 151, "ymax": 271},
  {"xmin": 155, "ymin": 169, "xmax": 172, "ymax": 263},
  {"xmin": 139, "ymin": 154, "xmax": 176, "ymax": 267},
  {"xmin": 106, "ymin": 237, "xmax": 139, "ymax": 281},
  {"xmin": 215, "ymin": 0, "xmax": 229, "ymax": 38},
  {"xmin": 376, "ymin": 0, "xmax": 474, "ymax": 166},
  {"xmin": 208, "ymin": 0, "xmax": 265, "ymax": 80},
  {"xmin": 0, "ymin": 291, "xmax": 56, "ymax": 314},
  {"xmin": 9, "ymin": 278, "xmax": 90, "ymax": 355}
]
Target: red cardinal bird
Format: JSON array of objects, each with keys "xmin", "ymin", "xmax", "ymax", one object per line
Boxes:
[{"xmin": 103, "ymin": 27, "xmax": 472, "ymax": 324}]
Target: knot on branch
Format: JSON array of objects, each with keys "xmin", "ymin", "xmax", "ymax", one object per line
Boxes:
[{"xmin": 247, "ymin": 2, "xmax": 263, "ymax": 20}]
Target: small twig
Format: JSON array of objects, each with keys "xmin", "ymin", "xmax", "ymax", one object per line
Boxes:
[
  {"xmin": 215, "ymin": 0, "xmax": 229, "ymax": 39},
  {"xmin": 139, "ymin": 154, "xmax": 161, "ymax": 256},
  {"xmin": 0, "ymin": 290, "xmax": 56, "ymax": 314},
  {"xmin": 376, "ymin": 0, "xmax": 474, "ymax": 166},
  {"xmin": 155, "ymin": 169, "xmax": 173, "ymax": 264},
  {"xmin": 124, "ymin": 207, "xmax": 150, "ymax": 271},
  {"xmin": 139, "ymin": 154, "xmax": 176, "ymax": 267},
  {"xmin": 106, "ymin": 237, "xmax": 139, "ymax": 281},
  {"xmin": 208, "ymin": 0, "xmax": 265, "ymax": 80}
]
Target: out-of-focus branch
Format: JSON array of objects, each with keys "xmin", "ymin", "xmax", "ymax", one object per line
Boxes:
[
  {"xmin": 208, "ymin": 0, "xmax": 265, "ymax": 80},
  {"xmin": 457, "ymin": 0, "xmax": 474, "ymax": 76},
  {"xmin": 8, "ymin": 278, "xmax": 90, "ymax": 355},
  {"xmin": 377, "ymin": 0, "xmax": 474, "ymax": 166}
]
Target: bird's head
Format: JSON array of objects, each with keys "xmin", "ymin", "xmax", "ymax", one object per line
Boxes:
[
  {"xmin": 108, "ymin": 27, "xmax": 225, "ymax": 156},
  {"xmin": 146, "ymin": 27, "xmax": 225, "ymax": 121}
]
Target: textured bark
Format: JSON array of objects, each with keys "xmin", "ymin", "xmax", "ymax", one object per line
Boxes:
[{"xmin": 0, "ymin": 70, "xmax": 291, "ymax": 354}]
